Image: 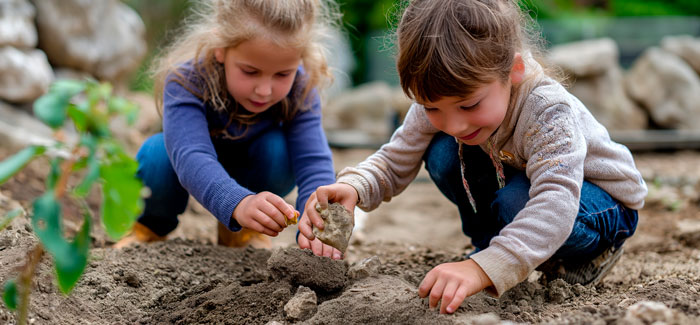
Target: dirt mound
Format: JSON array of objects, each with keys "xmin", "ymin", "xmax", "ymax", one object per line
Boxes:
[{"xmin": 2, "ymin": 150, "xmax": 700, "ymax": 324}]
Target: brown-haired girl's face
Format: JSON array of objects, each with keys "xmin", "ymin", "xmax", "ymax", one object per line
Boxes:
[
  {"xmin": 215, "ymin": 38, "xmax": 302, "ymax": 114},
  {"xmin": 419, "ymin": 53, "xmax": 525, "ymax": 145},
  {"xmin": 420, "ymin": 79, "xmax": 512, "ymax": 145}
]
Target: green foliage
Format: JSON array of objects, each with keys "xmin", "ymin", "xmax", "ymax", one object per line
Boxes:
[
  {"xmin": 32, "ymin": 193, "xmax": 92, "ymax": 294},
  {"xmin": 2, "ymin": 279, "xmax": 18, "ymax": 310},
  {"xmin": 0, "ymin": 209, "xmax": 23, "ymax": 231},
  {"xmin": 100, "ymin": 143, "xmax": 144, "ymax": 240},
  {"xmin": 1, "ymin": 79, "xmax": 144, "ymax": 311},
  {"xmin": 0, "ymin": 146, "xmax": 46, "ymax": 184}
]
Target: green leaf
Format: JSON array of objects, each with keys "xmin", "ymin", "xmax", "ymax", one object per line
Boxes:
[
  {"xmin": 67, "ymin": 104, "xmax": 89, "ymax": 132},
  {"xmin": 0, "ymin": 145, "xmax": 46, "ymax": 184},
  {"xmin": 2, "ymin": 279, "xmax": 18, "ymax": 310},
  {"xmin": 33, "ymin": 80, "xmax": 85, "ymax": 129},
  {"xmin": 74, "ymin": 156, "xmax": 99, "ymax": 198},
  {"xmin": 46, "ymin": 158, "xmax": 62, "ymax": 190},
  {"xmin": 107, "ymin": 97, "xmax": 139, "ymax": 125},
  {"xmin": 100, "ymin": 154, "xmax": 143, "ymax": 240},
  {"xmin": 86, "ymin": 110, "xmax": 112, "ymax": 139},
  {"xmin": 0, "ymin": 208, "xmax": 23, "ymax": 231},
  {"xmin": 54, "ymin": 214, "xmax": 91, "ymax": 294},
  {"xmin": 31, "ymin": 192, "xmax": 91, "ymax": 294},
  {"xmin": 33, "ymin": 93, "xmax": 69, "ymax": 128}
]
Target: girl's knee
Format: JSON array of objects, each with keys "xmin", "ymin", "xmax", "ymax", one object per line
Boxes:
[
  {"xmin": 136, "ymin": 133, "xmax": 180, "ymax": 190},
  {"xmin": 137, "ymin": 134, "xmax": 169, "ymax": 169},
  {"xmin": 492, "ymin": 173, "xmax": 530, "ymax": 224},
  {"xmin": 424, "ymin": 133, "xmax": 459, "ymax": 183}
]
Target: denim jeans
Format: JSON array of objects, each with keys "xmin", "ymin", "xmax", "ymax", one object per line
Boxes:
[
  {"xmin": 423, "ymin": 132, "xmax": 638, "ymax": 262},
  {"xmin": 135, "ymin": 130, "xmax": 296, "ymax": 236}
]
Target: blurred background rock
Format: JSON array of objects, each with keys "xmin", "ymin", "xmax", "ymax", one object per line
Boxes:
[{"xmin": 1, "ymin": 0, "xmax": 700, "ymax": 152}]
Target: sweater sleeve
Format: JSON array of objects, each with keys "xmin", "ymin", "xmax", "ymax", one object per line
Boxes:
[
  {"xmin": 336, "ymin": 103, "xmax": 440, "ymax": 211},
  {"xmin": 162, "ymin": 79, "xmax": 252, "ymax": 231},
  {"xmin": 470, "ymin": 103, "xmax": 586, "ymax": 297},
  {"xmin": 284, "ymin": 90, "xmax": 336, "ymax": 215}
]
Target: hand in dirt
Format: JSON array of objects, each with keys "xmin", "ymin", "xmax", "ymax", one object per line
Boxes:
[
  {"xmin": 297, "ymin": 233, "xmax": 344, "ymax": 260},
  {"xmin": 298, "ymin": 183, "xmax": 357, "ymax": 241},
  {"xmin": 418, "ymin": 259, "xmax": 493, "ymax": 314},
  {"xmin": 232, "ymin": 192, "xmax": 297, "ymax": 236}
]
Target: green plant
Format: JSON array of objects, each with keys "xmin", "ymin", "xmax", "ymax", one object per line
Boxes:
[{"xmin": 0, "ymin": 80, "xmax": 144, "ymax": 324}]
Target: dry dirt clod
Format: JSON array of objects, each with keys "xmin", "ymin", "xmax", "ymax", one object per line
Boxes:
[
  {"xmin": 267, "ymin": 247, "xmax": 347, "ymax": 292},
  {"xmin": 284, "ymin": 286, "xmax": 318, "ymax": 321},
  {"xmin": 313, "ymin": 202, "xmax": 354, "ymax": 252}
]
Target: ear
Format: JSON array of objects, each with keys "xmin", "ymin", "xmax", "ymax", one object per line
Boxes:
[
  {"xmin": 509, "ymin": 52, "xmax": 525, "ymax": 85},
  {"xmin": 214, "ymin": 48, "xmax": 226, "ymax": 64}
]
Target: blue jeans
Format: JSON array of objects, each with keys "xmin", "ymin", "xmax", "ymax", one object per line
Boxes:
[
  {"xmin": 135, "ymin": 131, "xmax": 296, "ymax": 236},
  {"xmin": 423, "ymin": 132, "xmax": 638, "ymax": 262}
]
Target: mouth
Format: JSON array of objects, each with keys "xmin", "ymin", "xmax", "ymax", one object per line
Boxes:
[
  {"xmin": 249, "ymin": 100, "xmax": 268, "ymax": 108},
  {"xmin": 459, "ymin": 129, "xmax": 481, "ymax": 141}
]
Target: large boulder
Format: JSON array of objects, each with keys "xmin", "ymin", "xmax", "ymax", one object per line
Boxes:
[
  {"xmin": 0, "ymin": 47, "xmax": 53, "ymax": 103},
  {"xmin": 32, "ymin": 0, "xmax": 147, "ymax": 84},
  {"xmin": 625, "ymin": 47, "xmax": 700, "ymax": 130},
  {"xmin": 548, "ymin": 38, "xmax": 647, "ymax": 130},
  {"xmin": 661, "ymin": 35, "xmax": 700, "ymax": 75},
  {"xmin": 0, "ymin": 0, "xmax": 37, "ymax": 49}
]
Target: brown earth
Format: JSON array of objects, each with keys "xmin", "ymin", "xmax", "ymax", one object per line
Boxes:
[{"xmin": 1, "ymin": 146, "xmax": 700, "ymax": 324}]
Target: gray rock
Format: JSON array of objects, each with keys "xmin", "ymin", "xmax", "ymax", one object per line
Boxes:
[
  {"xmin": 348, "ymin": 256, "xmax": 381, "ymax": 280},
  {"xmin": 0, "ymin": 47, "xmax": 53, "ymax": 103},
  {"xmin": 284, "ymin": 286, "xmax": 317, "ymax": 321},
  {"xmin": 0, "ymin": 0, "xmax": 37, "ymax": 48},
  {"xmin": 625, "ymin": 47, "xmax": 700, "ymax": 130},
  {"xmin": 313, "ymin": 203, "xmax": 353, "ymax": 252},
  {"xmin": 32, "ymin": 0, "xmax": 146, "ymax": 83}
]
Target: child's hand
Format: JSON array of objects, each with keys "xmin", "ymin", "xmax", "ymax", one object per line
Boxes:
[
  {"xmin": 297, "ymin": 233, "xmax": 343, "ymax": 260},
  {"xmin": 418, "ymin": 259, "xmax": 493, "ymax": 314},
  {"xmin": 232, "ymin": 191, "xmax": 297, "ymax": 236},
  {"xmin": 298, "ymin": 183, "xmax": 358, "ymax": 241}
]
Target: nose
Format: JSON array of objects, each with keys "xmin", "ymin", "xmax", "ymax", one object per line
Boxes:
[
  {"xmin": 255, "ymin": 78, "xmax": 272, "ymax": 97},
  {"xmin": 443, "ymin": 113, "xmax": 469, "ymax": 136}
]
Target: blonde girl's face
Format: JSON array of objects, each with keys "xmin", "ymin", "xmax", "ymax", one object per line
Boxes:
[
  {"xmin": 215, "ymin": 38, "xmax": 302, "ymax": 114},
  {"xmin": 419, "ymin": 54, "xmax": 524, "ymax": 145}
]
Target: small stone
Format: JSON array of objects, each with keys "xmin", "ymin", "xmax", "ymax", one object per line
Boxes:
[
  {"xmin": 348, "ymin": 256, "xmax": 381, "ymax": 280},
  {"xmin": 313, "ymin": 203, "xmax": 353, "ymax": 252},
  {"xmin": 284, "ymin": 286, "xmax": 317, "ymax": 321}
]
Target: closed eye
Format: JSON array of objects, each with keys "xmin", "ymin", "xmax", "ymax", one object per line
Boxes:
[
  {"xmin": 460, "ymin": 101, "xmax": 480, "ymax": 110},
  {"xmin": 423, "ymin": 106, "xmax": 438, "ymax": 112}
]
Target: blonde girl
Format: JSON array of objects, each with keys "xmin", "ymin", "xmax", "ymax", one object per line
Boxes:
[
  {"xmin": 116, "ymin": 0, "xmax": 342, "ymax": 254},
  {"xmin": 300, "ymin": 0, "xmax": 646, "ymax": 314}
]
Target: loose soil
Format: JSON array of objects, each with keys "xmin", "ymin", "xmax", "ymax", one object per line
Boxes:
[{"xmin": 1, "ymin": 147, "xmax": 700, "ymax": 324}]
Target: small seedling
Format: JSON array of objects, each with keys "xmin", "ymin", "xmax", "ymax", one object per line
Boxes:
[{"xmin": 0, "ymin": 80, "xmax": 144, "ymax": 324}]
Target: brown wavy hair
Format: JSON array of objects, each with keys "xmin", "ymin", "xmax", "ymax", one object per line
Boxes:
[
  {"xmin": 396, "ymin": 0, "xmax": 552, "ymax": 103},
  {"xmin": 151, "ymin": 0, "xmax": 340, "ymax": 132}
]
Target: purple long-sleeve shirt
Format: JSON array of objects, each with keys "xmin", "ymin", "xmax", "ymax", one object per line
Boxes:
[{"xmin": 161, "ymin": 66, "xmax": 336, "ymax": 231}]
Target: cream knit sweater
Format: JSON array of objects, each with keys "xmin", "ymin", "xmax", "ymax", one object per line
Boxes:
[{"xmin": 336, "ymin": 63, "xmax": 647, "ymax": 296}]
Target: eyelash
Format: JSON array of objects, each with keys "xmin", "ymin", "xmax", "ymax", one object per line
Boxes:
[
  {"xmin": 424, "ymin": 101, "xmax": 479, "ymax": 112},
  {"xmin": 242, "ymin": 70, "xmax": 292, "ymax": 78},
  {"xmin": 460, "ymin": 102, "xmax": 480, "ymax": 110}
]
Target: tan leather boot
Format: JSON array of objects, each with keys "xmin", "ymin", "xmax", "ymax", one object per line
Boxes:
[
  {"xmin": 113, "ymin": 222, "xmax": 166, "ymax": 249},
  {"xmin": 217, "ymin": 223, "xmax": 272, "ymax": 249}
]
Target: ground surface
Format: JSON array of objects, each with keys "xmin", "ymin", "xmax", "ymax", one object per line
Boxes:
[{"xmin": 1, "ymin": 147, "xmax": 700, "ymax": 324}]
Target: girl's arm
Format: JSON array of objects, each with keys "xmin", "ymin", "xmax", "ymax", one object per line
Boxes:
[
  {"xmin": 162, "ymin": 78, "xmax": 253, "ymax": 231},
  {"xmin": 336, "ymin": 103, "xmax": 440, "ymax": 211}
]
